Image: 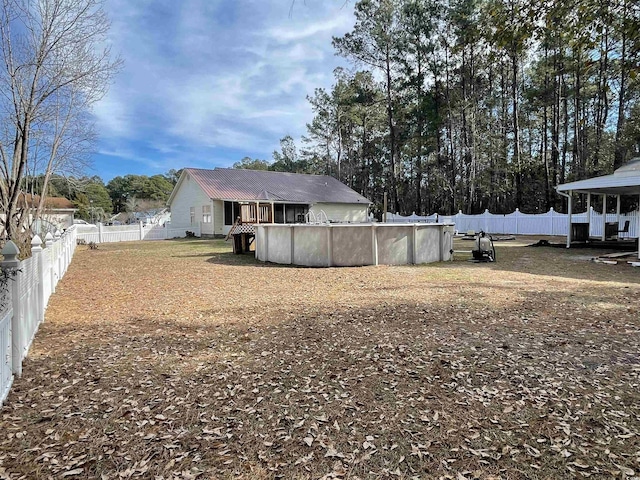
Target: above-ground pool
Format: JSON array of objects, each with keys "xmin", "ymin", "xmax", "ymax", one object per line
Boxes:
[{"xmin": 255, "ymin": 223, "xmax": 455, "ymax": 267}]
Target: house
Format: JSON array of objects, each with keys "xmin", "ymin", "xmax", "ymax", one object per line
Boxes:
[
  {"xmin": 25, "ymin": 194, "xmax": 77, "ymax": 232},
  {"xmin": 167, "ymin": 168, "xmax": 372, "ymax": 236}
]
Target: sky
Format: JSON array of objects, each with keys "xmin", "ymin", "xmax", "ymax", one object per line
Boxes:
[{"xmin": 91, "ymin": 0, "xmax": 356, "ymax": 182}]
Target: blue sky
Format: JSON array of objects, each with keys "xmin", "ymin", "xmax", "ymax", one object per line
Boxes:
[{"xmin": 91, "ymin": 0, "xmax": 355, "ymax": 181}]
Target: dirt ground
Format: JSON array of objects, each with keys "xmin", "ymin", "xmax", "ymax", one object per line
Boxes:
[{"xmin": 1, "ymin": 236, "xmax": 638, "ymax": 479}]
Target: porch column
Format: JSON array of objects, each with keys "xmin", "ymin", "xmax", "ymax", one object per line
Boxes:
[
  {"xmin": 223, "ymin": 201, "xmax": 227, "ymax": 226},
  {"xmin": 211, "ymin": 199, "xmax": 215, "ymax": 235},
  {"xmin": 567, "ymin": 191, "xmax": 573, "ymax": 248},
  {"xmin": 616, "ymin": 195, "xmax": 621, "ymax": 234},
  {"xmin": 271, "ymin": 201, "xmax": 275, "ymax": 223},
  {"xmin": 601, "ymin": 195, "xmax": 607, "ymax": 241},
  {"xmin": 255, "ymin": 201, "xmax": 260, "ymax": 224},
  {"xmin": 283, "ymin": 204, "xmax": 287, "ymax": 224},
  {"xmin": 586, "ymin": 193, "xmax": 591, "ymax": 237}
]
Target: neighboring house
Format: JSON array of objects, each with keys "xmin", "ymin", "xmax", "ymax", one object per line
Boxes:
[
  {"xmin": 25, "ymin": 194, "xmax": 77, "ymax": 231},
  {"xmin": 109, "ymin": 208, "xmax": 168, "ymax": 226},
  {"xmin": 167, "ymin": 168, "xmax": 372, "ymax": 236}
]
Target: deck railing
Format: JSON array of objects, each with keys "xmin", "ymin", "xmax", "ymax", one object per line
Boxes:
[{"xmin": 240, "ymin": 204, "xmax": 272, "ymax": 224}]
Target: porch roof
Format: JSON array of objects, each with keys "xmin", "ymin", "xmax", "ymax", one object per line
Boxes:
[{"xmin": 556, "ymin": 158, "xmax": 640, "ymax": 195}]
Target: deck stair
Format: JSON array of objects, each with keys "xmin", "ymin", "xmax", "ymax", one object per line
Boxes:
[{"xmin": 227, "ymin": 216, "xmax": 257, "ymax": 254}]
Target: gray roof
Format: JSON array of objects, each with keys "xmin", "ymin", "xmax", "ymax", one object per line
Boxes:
[
  {"xmin": 178, "ymin": 168, "xmax": 371, "ymax": 204},
  {"xmin": 556, "ymin": 159, "xmax": 640, "ymax": 195}
]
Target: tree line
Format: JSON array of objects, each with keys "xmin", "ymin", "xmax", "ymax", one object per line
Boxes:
[
  {"xmin": 24, "ymin": 171, "xmax": 179, "ymax": 222},
  {"xmin": 249, "ymin": 0, "xmax": 640, "ymax": 216}
]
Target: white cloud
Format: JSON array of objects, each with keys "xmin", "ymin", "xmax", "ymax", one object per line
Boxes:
[
  {"xmin": 91, "ymin": 0, "xmax": 355, "ymax": 176},
  {"xmin": 267, "ymin": 15, "xmax": 354, "ymax": 42},
  {"xmin": 92, "ymin": 95, "xmax": 131, "ymax": 138}
]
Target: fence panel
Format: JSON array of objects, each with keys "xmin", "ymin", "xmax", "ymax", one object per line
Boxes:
[
  {"xmin": 1, "ymin": 228, "xmax": 77, "ymax": 406},
  {"xmin": 166, "ymin": 223, "xmax": 201, "ymax": 238},
  {"xmin": 166, "ymin": 227, "xmax": 190, "ymax": 238},
  {"xmin": 76, "ymin": 222, "xmax": 204, "ymax": 244},
  {"xmin": 144, "ymin": 225, "xmax": 168, "ymax": 240},
  {"xmin": 385, "ymin": 208, "xmax": 638, "ymax": 237},
  {"xmin": 101, "ymin": 229, "xmax": 140, "ymax": 243},
  {"xmin": 0, "ymin": 296, "xmax": 12, "ymax": 407},
  {"xmin": 42, "ymin": 246, "xmax": 52, "ymax": 306},
  {"xmin": 18, "ymin": 256, "xmax": 39, "ymax": 355},
  {"xmin": 78, "ymin": 232, "xmax": 99, "ymax": 243},
  {"xmin": 628, "ymin": 211, "xmax": 639, "ymax": 238},
  {"xmin": 457, "ymin": 214, "xmax": 486, "ymax": 234}
]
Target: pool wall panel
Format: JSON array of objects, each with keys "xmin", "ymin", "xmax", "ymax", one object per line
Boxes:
[{"xmin": 255, "ymin": 223, "xmax": 454, "ymax": 267}]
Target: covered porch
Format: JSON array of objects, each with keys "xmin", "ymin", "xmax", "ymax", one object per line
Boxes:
[
  {"xmin": 236, "ymin": 202, "xmax": 309, "ymax": 225},
  {"xmin": 224, "ymin": 201, "xmax": 310, "ymax": 254},
  {"xmin": 223, "ymin": 201, "xmax": 310, "ymax": 233},
  {"xmin": 556, "ymin": 158, "xmax": 640, "ymax": 259}
]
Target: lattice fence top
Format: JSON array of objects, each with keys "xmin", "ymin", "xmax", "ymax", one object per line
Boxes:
[{"xmin": 229, "ymin": 224, "xmax": 256, "ymax": 235}]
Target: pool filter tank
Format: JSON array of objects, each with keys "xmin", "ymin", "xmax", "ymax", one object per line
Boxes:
[{"xmin": 472, "ymin": 231, "xmax": 496, "ymax": 262}]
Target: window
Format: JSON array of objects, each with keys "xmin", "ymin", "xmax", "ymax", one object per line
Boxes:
[
  {"xmin": 202, "ymin": 205, "xmax": 212, "ymax": 223},
  {"xmin": 190, "ymin": 207, "xmax": 195, "ymax": 225}
]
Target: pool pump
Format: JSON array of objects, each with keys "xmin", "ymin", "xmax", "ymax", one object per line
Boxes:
[{"xmin": 472, "ymin": 231, "xmax": 496, "ymax": 262}]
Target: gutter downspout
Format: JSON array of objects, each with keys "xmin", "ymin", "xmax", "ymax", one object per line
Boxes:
[{"xmin": 556, "ymin": 188, "xmax": 572, "ymax": 248}]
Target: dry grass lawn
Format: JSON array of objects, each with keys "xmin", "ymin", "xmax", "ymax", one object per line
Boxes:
[{"xmin": 1, "ymin": 236, "xmax": 639, "ymax": 479}]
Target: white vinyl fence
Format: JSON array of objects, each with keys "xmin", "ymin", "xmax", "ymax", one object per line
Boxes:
[
  {"xmin": 76, "ymin": 222, "xmax": 201, "ymax": 244},
  {"xmin": 0, "ymin": 227, "xmax": 77, "ymax": 406},
  {"xmin": 387, "ymin": 208, "xmax": 639, "ymax": 238}
]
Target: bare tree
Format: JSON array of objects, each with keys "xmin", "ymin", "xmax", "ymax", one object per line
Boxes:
[
  {"xmin": 30, "ymin": 87, "xmax": 97, "ymax": 221},
  {"xmin": 0, "ymin": 0, "xmax": 120, "ymax": 251}
]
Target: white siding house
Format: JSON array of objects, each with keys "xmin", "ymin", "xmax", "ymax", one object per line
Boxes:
[
  {"xmin": 168, "ymin": 168, "xmax": 372, "ymax": 236},
  {"xmin": 168, "ymin": 173, "xmax": 215, "ymax": 235}
]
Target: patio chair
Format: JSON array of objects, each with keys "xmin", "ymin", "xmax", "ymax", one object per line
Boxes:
[{"xmin": 618, "ymin": 220, "xmax": 630, "ymax": 239}]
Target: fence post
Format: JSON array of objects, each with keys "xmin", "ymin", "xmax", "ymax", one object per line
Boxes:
[
  {"xmin": 67, "ymin": 232, "xmax": 72, "ymax": 267},
  {"xmin": 484, "ymin": 209, "xmax": 490, "ymax": 233},
  {"xmin": 71, "ymin": 226, "xmax": 77, "ymax": 253},
  {"xmin": 45, "ymin": 233, "xmax": 54, "ymax": 292},
  {"xmin": 549, "ymin": 208, "xmax": 554, "ymax": 236},
  {"xmin": 98, "ymin": 222, "xmax": 104, "ymax": 243},
  {"xmin": 515, "ymin": 208, "xmax": 519, "ymax": 234},
  {"xmin": 66, "ymin": 232, "xmax": 71, "ymax": 268},
  {"xmin": 54, "ymin": 230, "xmax": 62, "ymax": 288},
  {"xmin": 31, "ymin": 236, "xmax": 45, "ymax": 324},
  {"xmin": 44, "ymin": 232, "xmax": 55, "ymax": 286},
  {"xmin": 1, "ymin": 241, "xmax": 22, "ymax": 377},
  {"xmin": 139, "ymin": 221, "xmax": 144, "ymax": 240},
  {"xmin": 61, "ymin": 233, "xmax": 67, "ymax": 275}
]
